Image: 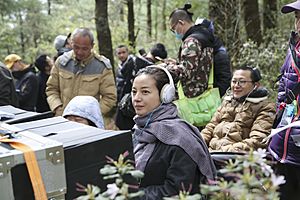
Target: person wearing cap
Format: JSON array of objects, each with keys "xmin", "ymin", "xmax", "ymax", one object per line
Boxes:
[
  {"xmin": 62, "ymin": 96, "xmax": 104, "ymax": 129},
  {"xmin": 46, "ymin": 27, "xmax": 117, "ymax": 129},
  {"xmin": 268, "ymin": 1, "xmax": 300, "ymax": 199},
  {"xmin": 0, "ymin": 61, "xmax": 18, "ymax": 107},
  {"xmin": 53, "ymin": 33, "xmax": 72, "ymax": 61},
  {"xmin": 4, "ymin": 54, "xmax": 38, "ymax": 111},
  {"xmin": 35, "ymin": 54, "xmax": 53, "ymax": 112}
]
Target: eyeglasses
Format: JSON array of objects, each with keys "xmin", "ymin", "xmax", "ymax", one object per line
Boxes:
[
  {"xmin": 170, "ymin": 21, "xmax": 178, "ymax": 33},
  {"xmin": 231, "ymin": 80, "xmax": 253, "ymax": 86}
]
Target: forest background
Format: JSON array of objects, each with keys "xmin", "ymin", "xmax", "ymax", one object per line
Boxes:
[{"xmin": 0, "ymin": 0, "xmax": 295, "ymax": 99}]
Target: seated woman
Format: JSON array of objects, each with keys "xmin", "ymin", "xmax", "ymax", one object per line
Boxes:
[
  {"xmin": 132, "ymin": 65, "xmax": 216, "ymax": 199},
  {"xmin": 201, "ymin": 66, "xmax": 275, "ymax": 152},
  {"xmin": 62, "ymin": 95, "xmax": 104, "ymax": 129}
]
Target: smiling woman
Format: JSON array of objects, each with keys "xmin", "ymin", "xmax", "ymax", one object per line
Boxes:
[
  {"xmin": 131, "ymin": 65, "xmax": 216, "ymax": 199},
  {"xmin": 201, "ymin": 66, "xmax": 275, "ymax": 153}
]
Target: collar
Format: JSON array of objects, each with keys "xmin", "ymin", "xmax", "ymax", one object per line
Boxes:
[
  {"xmin": 72, "ymin": 50, "xmax": 95, "ymax": 67},
  {"xmin": 224, "ymin": 93, "xmax": 268, "ymax": 104}
]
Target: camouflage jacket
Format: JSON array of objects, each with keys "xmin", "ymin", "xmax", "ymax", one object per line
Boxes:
[{"xmin": 167, "ymin": 25, "xmax": 213, "ymax": 98}]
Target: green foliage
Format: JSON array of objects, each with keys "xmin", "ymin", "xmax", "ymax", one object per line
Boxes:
[
  {"xmin": 163, "ymin": 149, "xmax": 285, "ymax": 200},
  {"xmin": 76, "ymin": 151, "xmax": 144, "ymax": 200},
  {"xmin": 200, "ymin": 149, "xmax": 285, "ymax": 200},
  {"xmin": 0, "ymin": 0, "xmax": 294, "ymax": 88},
  {"xmin": 163, "ymin": 190, "xmax": 202, "ymax": 200}
]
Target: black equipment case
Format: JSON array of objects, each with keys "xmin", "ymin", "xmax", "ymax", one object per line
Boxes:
[{"xmin": 11, "ymin": 116, "xmax": 133, "ymax": 200}]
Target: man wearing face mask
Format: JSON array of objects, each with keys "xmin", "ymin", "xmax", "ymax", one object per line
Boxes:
[{"xmin": 166, "ymin": 4, "xmax": 214, "ymax": 98}]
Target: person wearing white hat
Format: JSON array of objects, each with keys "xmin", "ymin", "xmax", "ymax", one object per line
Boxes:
[
  {"xmin": 53, "ymin": 33, "xmax": 72, "ymax": 61},
  {"xmin": 62, "ymin": 96, "xmax": 104, "ymax": 129}
]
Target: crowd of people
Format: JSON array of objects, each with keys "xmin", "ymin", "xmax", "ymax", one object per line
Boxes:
[{"xmin": 1, "ymin": 1, "xmax": 300, "ymax": 199}]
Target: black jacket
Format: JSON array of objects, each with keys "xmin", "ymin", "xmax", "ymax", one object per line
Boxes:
[
  {"xmin": 36, "ymin": 72, "xmax": 50, "ymax": 112},
  {"xmin": 0, "ymin": 64, "xmax": 18, "ymax": 106},
  {"xmin": 12, "ymin": 65, "xmax": 38, "ymax": 111},
  {"xmin": 140, "ymin": 142, "xmax": 203, "ymax": 200},
  {"xmin": 115, "ymin": 56, "xmax": 153, "ymax": 130}
]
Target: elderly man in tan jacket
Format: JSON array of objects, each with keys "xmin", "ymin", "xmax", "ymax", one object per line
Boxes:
[
  {"xmin": 201, "ymin": 66, "xmax": 275, "ymax": 152},
  {"xmin": 46, "ymin": 28, "xmax": 116, "ymax": 128}
]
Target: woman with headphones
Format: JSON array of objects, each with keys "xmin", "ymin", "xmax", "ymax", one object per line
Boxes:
[
  {"xmin": 131, "ymin": 65, "xmax": 216, "ymax": 199},
  {"xmin": 201, "ymin": 66, "xmax": 275, "ymax": 152}
]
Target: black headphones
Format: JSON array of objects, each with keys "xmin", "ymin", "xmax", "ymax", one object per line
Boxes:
[{"xmin": 251, "ymin": 67, "xmax": 262, "ymax": 82}]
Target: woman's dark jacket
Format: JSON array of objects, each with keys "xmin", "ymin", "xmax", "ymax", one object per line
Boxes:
[
  {"xmin": 12, "ymin": 65, "xmax": 38, "ymax": 111},
  {"xmin": 0, "ymin": 63, "xmax": 18, "ymax": 106},
  {"xmin": 36, "ymin": 72, "xmax": 50, "ymax": 112},
  {"xmin": 134, "ymin": 104, "xmax": 216, "ymax": 199},
  {"xmin": 140, "ymin": 142, "xmax": 202, "ymax": 200}
]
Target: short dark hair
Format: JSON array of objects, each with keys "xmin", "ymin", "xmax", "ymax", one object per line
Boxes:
[
  {"xmin": 150, "ymin": 43, "xmax": 168, "ymax": 59},
  {"xmin": 116, "ymin": 44, "xmax": 128, "ymax": 51},
  {"xmin": 235, "ymin": 66, "xmax": 262, "ymax": 82},
  {"xmin": 135, "ymin": 66, "xmax": 170, "ymax": 94},
  {"xmin": 34, "ymin": 54, "xmax": 48, "ymax": 72},
  {"xmin": 169, "ymin": 4, "xmax": 194, "ymax": 25}
]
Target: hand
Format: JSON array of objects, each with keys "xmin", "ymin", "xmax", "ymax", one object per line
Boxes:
[
  {"xmin": 164, "ymin": 58, "xmax": 177, "ymax": 65},
  {"xmin": 54, "ymin": 106, "xmax": 63, "ymax": 116}
]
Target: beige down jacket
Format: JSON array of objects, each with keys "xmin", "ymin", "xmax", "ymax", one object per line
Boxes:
[
  {"xmin": 46, "ymin": 50, "xmax": 117, "ymax": 126},
  {"xmin": 201, "ymin": 90, "xmax": 275, "ymax": 152}
]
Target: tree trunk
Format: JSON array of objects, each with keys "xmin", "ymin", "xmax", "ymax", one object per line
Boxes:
[
  {"xmin": 263, "ymin": 0, "xmax": 277, "ymax": 32},
  {"xmin": 17, "ymin": 10, "xmax": 25, "ymax": 55},
  {"xmin": 147, "ymin": 0, "xmax": 152, "ymax": 38},
  {"xmin": 95, "ymin": 0, "xmax": 114, "ymax": 70},
  {"xmin": 162, "ymin": 0, "xmax": 167, "ymax": 32},
  {"xmin": 127, "ymin": 0, "xmax": 135, "ymax": 49},
  {"xmin": 119, "ymin": 2, "xmax": 124, "ymax": 22},
  {"xmin": 209, "ymin": 0, "xmax": 241, "ymax": 61},
  {"xmin": 154, "ymin": 0, "xmax": 158, "ymax": 40},
  {"xmin": 244, "ymin": 0, "xmax": 262, "ymax": 45},
  {"xmin": 47, "ymin": 0, "xmax": 51, "ymax": 15}
]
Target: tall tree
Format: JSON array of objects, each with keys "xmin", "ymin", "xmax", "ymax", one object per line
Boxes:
[
  {"xmin": 47, "ymin": 0, "xmax": 51, "ymax": 15},
  {"xmin": 162, "ymin": 0, "xmax": 167, "ymax": 32},
  {"xmin": 17, "ymin": 9, "xmax": 25, "ymax": 54},
  {"xmin": 263, "ymin": 0, "xmax": 277, "ymax": 33},
  {"xmin": 95, "ymin": 0, "xmax": 114, "ymax": 69},
  {"xmin": 127, "ymin": 0, "xmax": 135, "ymax": 49},
  {"xmin": 244, "ymin": 0, "xmax": 262, "ymax": 45},
  {"xmin": 147, "ymin": 0, "xmax": 152, "ymax": 38},
  {"xmin": 209, "ymin": 0, "xmax": 241, "ymax": 60},
  {"xmin": 154, "ymin": 0, "xmax": 158, "ymax": 40}
]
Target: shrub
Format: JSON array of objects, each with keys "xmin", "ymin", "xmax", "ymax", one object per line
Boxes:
[{"xmin": 76, "ymin": 151, "xmax": 144, "ymax": 200}]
